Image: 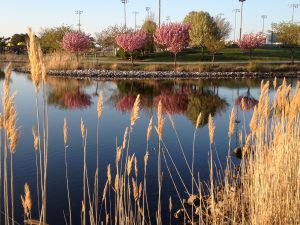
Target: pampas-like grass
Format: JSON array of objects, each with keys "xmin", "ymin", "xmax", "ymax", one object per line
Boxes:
[
  {"xmin": 63, "ymin": 118, "xmax": 72, "ymax": 225},
  {"xmin": 130, "ymin": 95, "xmax": 140, "ymax": 127},
  {"xmin": 228, "ymin": 109, "xmax": 235, "ymax": 138}
]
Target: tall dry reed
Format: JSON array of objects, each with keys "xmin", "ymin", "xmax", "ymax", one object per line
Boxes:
[
  {"xmin": 27, "ymin": 27, "xmax": 49, "ymax": 225},
  {"xmin": 63, "ymin": 118, "xmax": 72, "ymax": 225}
]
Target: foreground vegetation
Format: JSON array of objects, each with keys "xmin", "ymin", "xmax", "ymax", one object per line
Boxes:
[{"xmin": 0, "ymin": 29, "xmax": 300, "ymax": 225}]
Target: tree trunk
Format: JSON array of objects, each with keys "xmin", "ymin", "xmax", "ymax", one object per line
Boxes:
[
  {"xmin": 249, "ymin": 50, "xmax": 252, "ymax": 61},
  {"xmin": 201, "ymin": 46, "xmax": 204, "ymax": 61},
  {"xmin": 130, "ymin": 52, "xmax": 133, "ymax": 67},
  {"xmin": 291, "ymin": 48, "xmax": 295, "ymax": 64},
  {"xmin": 212, "ymin": 53, "xmax": 215, "ymax": 65},
  {"xmin": 76, "ymin": 51, "xmax": 79, "ymax": 62},
  {"xmin": 174, "ymin": 53, "xmax": 177, "ymax": 71}
]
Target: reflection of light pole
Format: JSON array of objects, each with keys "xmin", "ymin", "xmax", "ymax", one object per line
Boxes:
[
  {"xmin": 133, "ymin": 11, "xmax": 139, "ymax": 30},
  {"xmin": 146, "ymin": 7, "xmax": 150, "ymax": 19},
  {"xmin": 233, "ymin": 9, "xmax": 240, "ymax": 42},
  {"xmin": 289, "ymin": 4, "xmax": 299, "ymax": 24},
  {"xmin": 121, "ymin": 0, "xmax": 128, "ymax": 30},
  {"xmin": 261, "ymin": 15, "xmax": 267, "ymax": 33},
  {"xmin": 75, "ymin": 10, "xmax": 83, "ymax": 32},
  {"xmin": 239, "ymin": 0, "xmax": 246, "ymax": 40}
]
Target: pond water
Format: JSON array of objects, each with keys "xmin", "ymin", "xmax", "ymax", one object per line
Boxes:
[{"xmin": 0, "ymin": 71, "xmax": 296, "ymax": 224}]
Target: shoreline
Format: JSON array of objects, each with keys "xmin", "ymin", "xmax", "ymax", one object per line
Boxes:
[{"xmin": 14, "ymin": 67, "xmax": 300, "ymax": 80}]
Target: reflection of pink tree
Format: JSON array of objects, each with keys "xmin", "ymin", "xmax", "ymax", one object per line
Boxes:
[
  {"xmin": 154, "ymin": 23, "xmax": 190, "ymax": 67},
  {"xmin": 237, "ymin": 33, "xmax": 265, "ymax": 60},
  {"xmin": 116, "ymin": 95, "xmax": 137, "ymax": 112},
  {"xmin": 61, "ymin": 89, "xmax": 92, "ymax": 109},
  {"xmin": 116, "ymin": 95, "xmax": 147, "ymax": 112},
  {"xmin": 235, "ymin": 89, "xmax": 258, "ymax": 111},
  {"xmin": 153, "ymin": 92, "xmax": 189, "ymax": 114},
  {"xmin": 115, "ymin": 31, "xmax": 147, "ymax": 65},
  {"xmin": 61, "ymin": 31, "xmax": 91, "ymax": 61}
]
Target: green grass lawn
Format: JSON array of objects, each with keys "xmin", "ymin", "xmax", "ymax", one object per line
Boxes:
[
  {"xmin": 1, "ymin": 46, "xmax": 300, "ymax": 66},
  {"xmin": 137, "ymin": 46, "xmax": 300, "ymax": 62}
]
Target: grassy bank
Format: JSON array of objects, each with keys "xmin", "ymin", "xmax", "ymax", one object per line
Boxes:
[
  {"xmin": 139, "ymin": 46, "xmax": 300, "ymax": 62},
  {"xmin": 2, "ymin": 53, "xmax": 300, "ymax": 73},
  {"xmin": 1, "ymin": 45, "xmax": 300, "ymax": 68}
]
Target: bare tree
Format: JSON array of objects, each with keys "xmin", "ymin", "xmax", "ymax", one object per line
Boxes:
[{"xmin": 214, "ymin": 15, "xmax": 232, "ymax": 39}]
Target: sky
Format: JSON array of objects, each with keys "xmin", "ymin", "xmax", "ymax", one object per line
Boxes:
[{"xmin": 0, "ymin": 0, "xmax": 299, "ymax": 40}]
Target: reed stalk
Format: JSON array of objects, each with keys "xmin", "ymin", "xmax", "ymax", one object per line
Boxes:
[
  {"xmin": 0, "ymin": 113, "xmax": 2, "ymax": 225},
  {"xmin": 81, "ymin": 119, "xmax": 87, "ymax": 225},
  {"xmin": 95, "ymin": 93, "xmax": 103, "ymax": 225},
  {"xmin": 63, "ymin": 119, "xmax": 72, "ymax": 225}
]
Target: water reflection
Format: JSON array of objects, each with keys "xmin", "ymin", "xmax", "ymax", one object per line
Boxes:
[
  {"xmin": 42, "ymin": 78, "xmax": 265, "ymax": 126},
  {"xmin": 47, "ymin": 78, "xmax": 93, "ymax": 109},
  {"xmin": 111, "ymin": 81, "xmax": 229, "ymax": 126},
  {"xmin": 0, "ymin": 69, "xmax": 5, "ymax": 80},
  {"xmin": 235, "ymin": 87, "xmax": 259, "ymax": 111},
  {"xmin": 186, "ymin": 92, "xmax": 228, "ymax": 126}
]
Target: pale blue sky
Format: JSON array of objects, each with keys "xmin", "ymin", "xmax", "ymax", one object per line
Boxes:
[{"xmin": 0, "ymin": 0, "xmax": 299, "ymax": 39}]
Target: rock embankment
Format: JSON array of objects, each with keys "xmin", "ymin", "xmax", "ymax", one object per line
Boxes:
[{"xmin": 14, "ymin": 68, "xmax": 300, "ymax": 80}]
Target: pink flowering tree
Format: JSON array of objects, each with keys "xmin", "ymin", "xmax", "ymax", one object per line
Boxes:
[
  {"xmin": 154, "ymin": 23, "xmax": 190, "ymax": 67},
  {"xmin": 61, "ymin": 31, "xmax": 91, "ymax": 62},
  {"xmin": 115, "ymin": 31, "xmax": 147, "ymax": 65},
  {"xmin": 238, "ymin": 33, "xmax": 266, "ymax": 60}
]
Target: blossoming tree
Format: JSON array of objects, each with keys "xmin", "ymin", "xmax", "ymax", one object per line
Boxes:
[
  {"xmin": 238, "ymin": 33, "xmax": 266, "ymax": 60},
  {"xmin": 115, "ymin": 31, "xmax": 147, "ymax": 65},
  {"xmin": 154, "ymin": 23, "xmax": 190, "ymax": 67},
  {"xmin": 61, "ymin": 31, "xmax": 91, "ymax": 61}
]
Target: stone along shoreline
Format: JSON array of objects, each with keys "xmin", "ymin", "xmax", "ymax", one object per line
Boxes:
[{"xmin": 14, "ymin": 68, "xmax": 300, "ymax": 80}]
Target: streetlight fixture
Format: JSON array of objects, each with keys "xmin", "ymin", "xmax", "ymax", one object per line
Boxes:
[
  {"xmin": 261, "ymin": 15, "xmax": 267, "ymax": 33},
  {"xmin": 166, "ymin": 16, "xmax": 170, "ymax": 23},
  {"xmin": 75, "ymin": 10, "xmax": 83, "ymax": 32},
  {"xmin": 233, "ymin": 9, "xmax": 240, "ymax": 42},
  {"xmin": 133, "ymin": 11, "xmax": 139, "ymax": 30},
  {"xmin": 146, "ymin": 7, "xmax": 150, "ymax": 20},
  {"xmin": 239, "ymin": 0, "xmax": 246, "ymax": 40},
  {"xmin": 289, "ymin": 4, "xmax": 299, "ymax": 24},
  {"xmin": 121, "ymin": 0, "xmax": 128, "ymax": 30}
]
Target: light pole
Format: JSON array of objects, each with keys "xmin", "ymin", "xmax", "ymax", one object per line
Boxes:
[
  {"xmin": 133, "ymin": 11, "xmax": 139, "ymax": 30},
  {"xmin": 233, "ymin": 9, "xmax": 240, "ymax": 42},
  {"xmin": 166, "ymin": 16, "xmax": 170, "ymax": 23},
  {"xmin": 158, "ymin": 0, "xmax": 161, "ymax": 27},
  {"xmin": 146, "ymin": 7, "xmax": 150, "ymax": 20},
  {"xmin": 239, "ymin": 0, "xmax": 246, "ymax": 40},
  {"xmin": 289, "ymin": 4, "xmax": 299, "ymax": 24},
  {"xmin": 121, "ymin": 0, "xmax": 128, "ymax": 30},
  {"xmin": 261, "ymin": 15, "xmax": 267, "ymax": 33},
  {"xmin": 75, "ymin": 10, "xmax": 83, "ymax": 32}
]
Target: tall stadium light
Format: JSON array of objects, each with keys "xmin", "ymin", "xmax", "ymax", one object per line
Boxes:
[
  {"xmin": 158, "ymin": 0, "xmax": 161, "ymax": 27},
  {"xmin": 289, "ymin": 4, "xmax": 299, "ymax": 24},
  {"xmin": 75, "ymin": 10, "xmax": 83, "ymax": 32},
  {"xmin": 239, "ymin": 0, "xmax": 246, "ymax": 40},
  {"xmin": 121, "ymin": 0, "xmax": 128, "ymax": 30},
  {"xmin": 233, "ymin": 9, "xmax": 240, "ymax": 42},
  {"xmin": 261, "ymin": 15, "xmax": 267, "ymax": 33},
  {"xmin": 133, "ymin": 11, "xmax": 139, "ymax": 30},
  {"xmin": 146, "ymin": 7, "xmax": 150, "ymax": 19}
]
